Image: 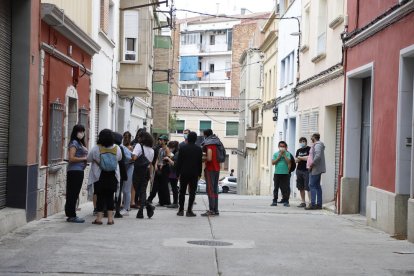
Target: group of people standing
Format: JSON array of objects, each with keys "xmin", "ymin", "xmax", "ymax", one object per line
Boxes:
[
  {"xmin": 271, "ymin": 133, "xmax": 326, "ymax": 210},
  {"xmin": 64, "ymin": 125, "xmax": 225, "ymax": 224}
]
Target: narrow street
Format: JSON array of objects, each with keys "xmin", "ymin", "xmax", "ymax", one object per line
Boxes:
[{"xmin": 0, "ymin": 195, "xmax": 413, "ymax": 276}]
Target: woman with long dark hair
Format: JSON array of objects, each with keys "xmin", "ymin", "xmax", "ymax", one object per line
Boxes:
[
  {"xmin": 65, "ymin": 124, "xmax": 88, "ymax": 223},
  {"xmin": 165, "ymin": 141, "xmax": 179, "ymax": 208},
  {"xmin": 87, "ymin": 129, "xmax": 122, "ymax": 225},
  {"xmin": 132, "ymin": 131, "xmax": 155, "ymax": 219}
]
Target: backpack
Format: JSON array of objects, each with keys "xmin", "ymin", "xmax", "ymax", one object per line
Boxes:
[
  {"xmin": 216, "ymin": 140, "xmax": 226, "ymax": 163},
  {"xmin": 288, "ymin": 151, "xmax": 296, "ymax": 174},
  {"xmin": 134, "ymin": 144, "xmax": 150, "ymax": 169},
  {"xmin": 99, "ymin": 146, "xmax": 118, "ymax": 172},
  {"xmin": 118, "ymin": 146, "xmax": 128, "ymax": 181}
]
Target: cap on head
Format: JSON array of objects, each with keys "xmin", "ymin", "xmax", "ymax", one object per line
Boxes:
[{"xmin": 159, "ymin": 134, "xmax": 169, "ymax": 141}]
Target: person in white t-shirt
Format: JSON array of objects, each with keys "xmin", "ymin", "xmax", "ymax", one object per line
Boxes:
[{"xmin": 132, "ymin": 131, "xmax": 155, "ymax": 219}]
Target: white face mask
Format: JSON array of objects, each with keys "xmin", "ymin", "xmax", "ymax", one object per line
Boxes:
[
  {"xmin": 184, "ymin": 134, "xmax": 188, "ymax": 140},
  {"xmin": 279, "ymin": 147, "xmax": 286, "ymax": 152},
  {"xmin": 77, "ymin": 132, "xmax": 85, "ymax": 140},
  {"xmin": 300, "ymin": 143, "xmax": 306, "ymax": 148}
]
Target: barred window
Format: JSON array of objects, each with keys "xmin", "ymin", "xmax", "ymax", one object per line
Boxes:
[{"xmin": 49, "ymin": 102, "xmax": 64, "ymax": 164}]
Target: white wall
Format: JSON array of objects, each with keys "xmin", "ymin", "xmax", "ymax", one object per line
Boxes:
[{"xmin": 90, "ymin": 0, "xmax": 119, "ymax": 145}]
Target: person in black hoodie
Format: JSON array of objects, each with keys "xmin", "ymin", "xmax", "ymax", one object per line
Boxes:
[
  {"xmin": 176, "ymin": 132, "xmax": 203, "ymax": 217},
  {"xmin": 113, "ymin": 132, "xmax": 128, "ymax": 218}
]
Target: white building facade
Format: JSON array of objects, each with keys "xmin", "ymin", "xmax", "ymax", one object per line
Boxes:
[
  {"xmin": 237, "ymin": 48, "xmax": 263, "ymax": 195},
  {"xmin": 275, "ymin": 0, "xmax": 301, "ymax": 196}
]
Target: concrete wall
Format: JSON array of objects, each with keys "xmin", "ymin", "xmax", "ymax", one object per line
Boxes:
[{"xmin": 42, "ymin": 0, "xmax": 93, "ymax": 35}]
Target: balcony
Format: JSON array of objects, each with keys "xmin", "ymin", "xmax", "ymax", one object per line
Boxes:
[{"xmin": 246, "ymin": 128, "xmax": 260, "ymax": 144}]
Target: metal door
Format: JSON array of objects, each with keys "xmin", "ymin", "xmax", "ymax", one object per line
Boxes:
[
  {"xmin": 359, "ymin": 77, "xmax": 371, "ymax": 215},
  {"xmin": 0, "ymin": 0, "xmax": 11, "ymax": 209},
  {"xmin": 334, "ymin": 106, "xmax": 342, "ymax": 199}
]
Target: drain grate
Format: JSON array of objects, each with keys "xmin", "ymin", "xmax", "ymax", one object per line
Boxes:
[{"xmin": 187, "ymin": 240, "xmax": 233, "ymax": 247}]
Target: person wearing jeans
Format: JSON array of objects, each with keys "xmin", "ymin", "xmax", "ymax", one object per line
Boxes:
[
  {"xmin": 65, "ymin": 124, "xmax": 88, "ymax": 223},
  {"xmin": 306, "ymin": 133, "xmax": 326, "ymax": 210}
]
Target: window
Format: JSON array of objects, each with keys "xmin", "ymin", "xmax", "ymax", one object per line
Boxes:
[
  {"xmin": 181, "ymin": 33, "xmax": 200, "ymax": 45},
  {"xmin": 210, "ymin": 35, "xmax": 215, "ymax": 45},
  {"xmin": 316, "ymin": 0, "xmax": 327, "ymax": 55},
  {"xmin": 226, "ymin": 122, "xmax": 239, "ymax": 136},
  {"xmin": 100, "ymin": 0, "xmax": 109, "ymax": 34},
  {"xmin": 123, "ymin": 10, "xmax": 139, "ymax": 61},
  {"xmin": 289, "ymin": 52, "xmax": 294, "ymax": 84},
  {"xmin": 49, "ymin": 102, "xmax": 64, "ymax": 164},
  {"xmin": 281, "ymin": 53, "xmax": 294, "ymax": 87},
  {"xmin": 209, "ymin": 91, "xmax": 214, "ymax": 97},
  {"xmin": 175, "ymin": 120, "xmax": 185, "ymax": 134},
  {"xmin": 209, "ymin": 64, "xmax": 215, "ymax": 73},
  {"xmin": 78, "ymin": 108, "xmax": 89, "ymax": 142},
  {"xmin": 199, "ymin": 120, "xmax": 211, "ymax": 134},
  {"xmin": 252, "ymin": 109, "xmax": 259, "ymax": 127},
  {"xmin": 227, "ymin": 30, "xmax": 232, "ymax": 50},
  {"xmin": 280, "ymin": 59, "xmax": 286, "ymax": 87}
]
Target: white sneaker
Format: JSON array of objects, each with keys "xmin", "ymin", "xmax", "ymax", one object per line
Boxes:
[{"xmin": 120, "ymin": 209, "xmax": 129, "ymax": 216}]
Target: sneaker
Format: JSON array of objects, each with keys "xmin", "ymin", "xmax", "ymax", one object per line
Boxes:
[
  {"xmin": 114, "ymin": 212, "xmax": 123, "ymax": 218},
  {"xmin": 177, "ymin": 210, "xmax": 184, "ymax": 216},
  {"xmin": 305, "ymin": 205, "xmax": 317, "ymax": 210},
  {"xmin": 167, "ymin": 203, "xmax": 179, "ymax": 209},
  {"xmin": 270, "ymin": 202, "xmax": 277, "ymax": 206},
  {"xmin": 214, "ymin": 212, "xmax": 219, "ymax": 216},
  {"xmin": 201, "ymin": 211, "xmax": 215, "ymax": 217},
  {"xmin": 278, "ymin": 199, "xmax": 286, "ymax": 204},
  {"xmin": 283, "ymin": 202, "xmax": 290, "ymax": 207},
  {"xmin": 297, "ymin": 203, "xmax": 306, "ymax": 208},
  {"xmin": 186, "ymin": 210, "xmax": 196, "ymax": 217},
  {"xmin": 146, "ymin": 204, "xmax": 155, "ymax": 218},
  {"xmin": 67, "ymin": 217, "xmax": 85, "ymax": 223},
  {"xmin": 120, "ymin": 209, "xmax": 129, "ymax": 216},
  {"xmin": 136, "ymin": 209, "xmax": 144, "ymax": 219},
  {"xmin": 315, "ymin": 205, "xmax": 323, "ymax": 210}
]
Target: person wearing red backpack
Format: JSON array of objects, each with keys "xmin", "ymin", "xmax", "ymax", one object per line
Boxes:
[{"xmin": 87, "ymin": 129, "xmax": 122, "ymax": 225}]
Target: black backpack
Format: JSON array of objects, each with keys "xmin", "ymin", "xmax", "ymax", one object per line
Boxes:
[
  {"xmin": 118, "ymin": 146, "xmax": 128, "ymax": 181},
  {"xmin": 216, "ymin": 140, "xmax": 226, "ymax": 163},
  {"xmin": 134, "ymin": 144, "xmax": 150, "ymax": 169}
]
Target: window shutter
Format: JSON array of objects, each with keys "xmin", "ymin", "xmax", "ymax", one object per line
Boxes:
[
  {"xmin": 226, "ymin": 122, "xmax": 238, "ymax": 136},
  {"xmin": 200, "ymin": 121, "xmax": 211, "ymax": 132},
  {"xmin": 124, "ymin": 10, "xmax": 138, "ymax": 39},
  {"xmin": 175, "ymin": 120, "xmax": 185, "ymax": 133}
]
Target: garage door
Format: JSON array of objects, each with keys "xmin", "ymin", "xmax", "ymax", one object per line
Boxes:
[{"xmin": 0, "ymin": 0, "xmax": 11, "ymax": 209}]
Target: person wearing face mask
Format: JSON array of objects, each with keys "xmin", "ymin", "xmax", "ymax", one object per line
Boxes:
[
  {"xmin": 305, "ymin": 133, "xmax": 326, "ymax": 210},
  {"xmin": 295, "ymin": 137, "xmax": 311, "ymax": 208},
  {"xmin": 65, "ymin": 124, "xmax": 88, "ymax": 223},
  {"xmin": 179, "ymin": 129, "xmax": 191, "ymax": 150},
  {"xmin": 271, "ymin": 141, "xmax": 292, "ymax": 207}
]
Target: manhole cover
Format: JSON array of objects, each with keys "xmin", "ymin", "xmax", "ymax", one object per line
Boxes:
[{"xmin": 187, "ymin": 240, "xmax": 233, "ymax": 247}]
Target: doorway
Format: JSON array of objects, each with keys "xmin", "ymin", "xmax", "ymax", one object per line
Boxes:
[{"xmin": 359, "ymin": 77, "xmax": 371, "ymax": 215}]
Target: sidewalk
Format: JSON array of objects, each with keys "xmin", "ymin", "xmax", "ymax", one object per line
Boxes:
[{"xmin": 0, "ymin": 194, "xmax": 413, "ymax": 276}]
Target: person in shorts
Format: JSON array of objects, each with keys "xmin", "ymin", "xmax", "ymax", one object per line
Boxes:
[{"xmin": 295, "ymin": 137, "xmax": 311, "ymax": 208}]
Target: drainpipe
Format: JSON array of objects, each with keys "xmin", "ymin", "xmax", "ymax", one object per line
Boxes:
[{"xmin": 337, "ymin": 8, "xmax": 351, "ymax": 215}]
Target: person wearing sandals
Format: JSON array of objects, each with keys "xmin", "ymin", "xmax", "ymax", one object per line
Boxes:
[
  {"xmin": 132, "ymin": 131, "xmax": 155, "ymax": 219},
  {"xmin": 87, "ymin": 129, "xmax": 122, "ymax": 225},
  {"xmin": 65, "ymin": 125, "xmax": 88, "ymax": 223}
]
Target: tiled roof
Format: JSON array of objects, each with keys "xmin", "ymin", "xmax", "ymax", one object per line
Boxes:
[{"xmin": 171, "ymin": 95, "xmax": 239, "ymax": 111}]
